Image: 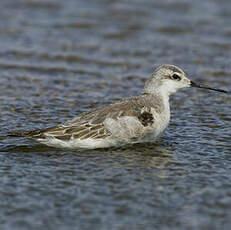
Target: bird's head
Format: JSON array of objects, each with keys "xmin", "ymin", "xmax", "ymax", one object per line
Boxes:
[{"xmin": 144, "ymin": 64, "xmax": 228, "ymax": 96}]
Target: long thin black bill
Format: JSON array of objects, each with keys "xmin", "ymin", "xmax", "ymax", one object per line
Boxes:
[{"xmin": 191, "ymin": 81, "xmax": 229, "ymax": 93}]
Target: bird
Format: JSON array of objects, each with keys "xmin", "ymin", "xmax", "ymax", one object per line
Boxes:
[{"xmin": 10, "ymin": 64, "xmax": 228, "ymax": 149}]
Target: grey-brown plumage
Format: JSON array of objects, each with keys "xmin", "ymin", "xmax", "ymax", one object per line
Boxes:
[{"xmin": 12, "ymin": 93, "xmax": 164, "ymax": 141}]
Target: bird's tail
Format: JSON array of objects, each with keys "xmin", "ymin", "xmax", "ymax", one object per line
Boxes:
[{"xmin": 8, "ymin": 129, "xmax": 44, "ymax": 138}]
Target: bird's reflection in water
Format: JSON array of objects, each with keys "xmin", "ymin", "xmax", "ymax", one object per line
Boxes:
[{"xmin": 4, "ymin": 141, "xmax": 175, "ymax": 180}]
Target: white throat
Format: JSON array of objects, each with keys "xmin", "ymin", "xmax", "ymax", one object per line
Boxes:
[{"xmin": 144, "ymin": 80, "xmax": 179, "ymax": 97}]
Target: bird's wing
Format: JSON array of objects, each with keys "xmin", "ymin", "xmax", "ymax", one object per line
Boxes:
[
  {"xmin": 30, "ymin": 122, "xmax": 110, "ymax": 141},
  {"xmin": 27, "ymin": 95, "xmax": 157, "ymax": 141}
]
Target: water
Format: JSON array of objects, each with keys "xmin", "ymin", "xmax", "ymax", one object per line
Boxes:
[{"xmin": 0, "ymin": 0, "xmax": 231, "ymax": 229}]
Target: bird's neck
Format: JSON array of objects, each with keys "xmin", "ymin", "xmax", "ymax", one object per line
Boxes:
[
  {"xmin": 144, "ymin": 88, "xmax": 170, "ymax": 105},
  {"xmin": 144, "ymin": 80, "xmax": 178, "ymax": 97},
  {"xmin": 142, "ymin": 90, "xmax": 170, "ymax": 115}
]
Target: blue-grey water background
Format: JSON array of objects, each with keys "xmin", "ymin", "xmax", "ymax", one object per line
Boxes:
[{"xmin": 0, "ymin": 0, "xmax": 231, "ymax": 229}]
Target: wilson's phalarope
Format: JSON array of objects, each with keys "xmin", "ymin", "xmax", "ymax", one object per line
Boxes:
[{"xmin": 10, "ymin": 64, "xmax": 228, "ymax": 149}]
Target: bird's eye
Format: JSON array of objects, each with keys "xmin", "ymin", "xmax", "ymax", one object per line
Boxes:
[{"xmin": 171, "ymin": 74, "xmax": 181, "ymax": 81}]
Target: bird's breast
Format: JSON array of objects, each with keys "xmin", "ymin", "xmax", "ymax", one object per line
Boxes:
[{"xmin": 147, "ymin": 105, "xmax": 170, "ymax": 137}]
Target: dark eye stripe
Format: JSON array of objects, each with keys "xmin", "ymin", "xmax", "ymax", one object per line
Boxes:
[{"xmin": 171, "ymin": 74, "xmax": 181, "ymax": 81}]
